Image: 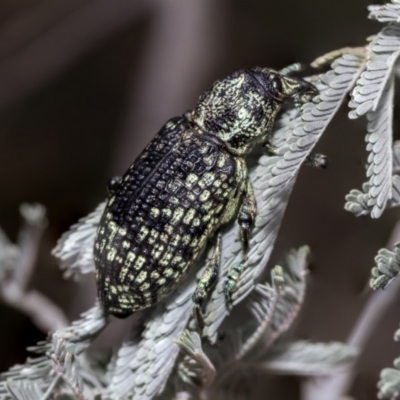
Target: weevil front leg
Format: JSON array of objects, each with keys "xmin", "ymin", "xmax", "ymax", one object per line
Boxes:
[
  {"xmin": 193, "ymin": 231, "xmax": 222, "ymax": 332},
  {"xmin": 224, "ymin": 179, "xmax": 257, "ymax": 302},
  {"xmin": 264, "ymin": 143, "xmax": 329, "ymax": 169}
]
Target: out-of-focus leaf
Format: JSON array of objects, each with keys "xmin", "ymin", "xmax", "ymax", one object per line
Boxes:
[
  {"xmin": 370, "ymin": 243, "xmax": 400, "ymax": 290},
  {"xmin": 52, "ymin": 202, "xmax": 106, "ymax": 278},
  {"xmin": 261, "ymin": 340, "xmax": 358, "ymax": 376}
]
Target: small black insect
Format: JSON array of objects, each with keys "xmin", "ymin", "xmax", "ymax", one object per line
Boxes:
[{"xmin": 93, "ymin": 65, "xmax": 319, "ymax": 327}]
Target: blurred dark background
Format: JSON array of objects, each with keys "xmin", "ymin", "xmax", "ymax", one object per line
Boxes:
[{"xmin": 0, "ymin": 0, "xmax": 398, "ymax": 398}]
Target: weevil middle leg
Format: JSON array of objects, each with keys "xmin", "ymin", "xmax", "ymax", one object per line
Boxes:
[
  {"xmin": 193, "ymin": 231, "xmax": 222, "ymax": 332},
  {"xmin": 224, "ymin": 179, "xmax": 257, "ymax": 302}
]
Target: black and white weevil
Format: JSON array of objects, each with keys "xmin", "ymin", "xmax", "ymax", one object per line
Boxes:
[{"xmin": 93, "ymin": 65, "xmax": 323, "ymax": 328}]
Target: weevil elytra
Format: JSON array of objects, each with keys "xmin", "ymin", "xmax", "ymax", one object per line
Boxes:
[{"xmin": 93, "ymin": 66, "xmax": 319, "ymax": 327}]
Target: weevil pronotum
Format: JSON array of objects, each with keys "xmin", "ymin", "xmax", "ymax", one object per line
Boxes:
[{"xmin": 93, "ymin": 65, "xmax": 325, "ymax": 329}]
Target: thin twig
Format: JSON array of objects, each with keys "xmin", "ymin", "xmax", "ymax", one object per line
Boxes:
[
  {"xmin": 14, "ymin": 204, "xmax": 47, "ymax": 290},
  {"xmin": 0, "ymin": 204, "xmax": 68, "ymax": 332},
  {"xmin": 40, "ymin": 375, "xmax": 60, "ymax": 400}
]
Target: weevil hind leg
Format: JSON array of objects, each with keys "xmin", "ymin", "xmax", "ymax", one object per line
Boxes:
[
  {"xmin": 192, "ymin": 231, "xmax": 222, "ymax": 332},
  {"xmin": 224, "ymin": 179, "xmax": 256, "ymax": 302}
]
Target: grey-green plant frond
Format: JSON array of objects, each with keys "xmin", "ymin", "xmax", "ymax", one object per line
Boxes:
[
  {"xmin": 103, "ymin": 333, "xmax": 139, "ymax": 399},
  {"xmin": 175, "ymin": 330, "xmax": 216, "ymax": 388},
  {"xmin": 247, "ymin": 282, "xmax": 278, "ymax": 325},
  {"xmin": 0, "ymin": 303, "xmax": 107, "ymax": 400},
  {"xmin": 349, "ymin": 24, "xmax": 400, "ymax": 119},
  {"xmin": 345, "ymin": 183, "xmax": 372, "ymax": 217},
  {"xmin": 260, "ymin": 340, "xmax": 358, "ymax": 376},
  {"xmin": 370, "ymin": 243, "xmax": 400, "ymax": 290},
  {"xmin": 377, "ymin": 357, "xmax": 400, "ymax": 399},
  {"xmin": 346, "ymin": 74, "xmax": 395, "ymax": 218},
  {"xmin": 369, "ymin": 1, "xmax": 400, "ymax": 23},
  {"xmin": 52, "ymin": 202, "xmax": 106, "ymax": 279},
  {"xmin": 50, "ymin": 337, "xmax": 84, "ymax": 400},
  {"xmin": 235, "ymin": 266, "xmax": 284, "ymax": 361},
  {"xmin": 203, "ymin": 52, "xmax": 365, "ymax": 343},
  {"xmin": 54, "ymin": 302, "xmax": 108, "ymax": 352},
  {"xmin": 4, "ymin": 381, "xmax": 44, "ymax": 400},
  {"xmin": 262, "ymin": 246, "xmax": 309, "ymax": 350},
  {"xmin": 126, "ymin": 274, "xmax": 197, "ymax": 400}
]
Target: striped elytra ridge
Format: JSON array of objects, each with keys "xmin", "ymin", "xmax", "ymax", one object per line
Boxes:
[{"xmin": 93, "ymin": 67, "xmax": 318, "ymax": 318}]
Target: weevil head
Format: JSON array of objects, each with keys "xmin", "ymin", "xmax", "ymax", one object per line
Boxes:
[{"xmin": 191, "ymin": 67, "xmax": 317, "ymax": 155}]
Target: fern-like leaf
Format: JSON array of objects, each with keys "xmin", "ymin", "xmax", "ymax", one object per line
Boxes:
[
  {"xmin": 127, "ymin": 275, "xmax": 196, "ymax": 400},
  {"xmin": 52, "ymin": 202, "xmax": 106, "ymax": 278},
  {"xmin": 236, "ymin": 266, "xmax": 284, "ymax": 360},
  {"xmin": 5, "ymin": 381, "xmax": 43, "ymax": 400},
  {"xmin": 346, "ymin": 74, "xmax": 395, "ymax": 218},
  {"xmin": 370, "ymin": 243, "xmax": 400, "ymax": 290},
  {"xmin": 262, "ymin": 246, "xmax": 309, "ymax": 349},
  {"xmin": 50, "ymin": 337, "xmax": 84, "ymax": 399},
  {"xmin": 203, "ymin": 53, "xmax": 365, "ymax": 343},
  {"xmin": 260, "ymin": 340, "xmax": 358, "ymax": 376},
  {"xmin": 369, "ymin": 1, "xmax": 400, "ymax": 23},
  {"xmin": 104, "ymin": 332, "xmax": 140, "ymax": 399},
  {"xmin": 378, "ymin": 357, "xmax": 400, "ymax": 399},
  {"xmin": 349, "ymin": 24, "xmax": 400, "ymax": 118},
  {"xmin": 175, "ymin": 330, "xmax": 216, "ymax": 388}
]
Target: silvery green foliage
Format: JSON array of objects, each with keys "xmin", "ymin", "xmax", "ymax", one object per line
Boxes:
[
  {"xmin": 348, "ymin": 26, "xmax": 400, "ymax": 119},
  {"xmin": 345, "ymin": 11, "xmax": 400, "ymax": 218},
  {"xmin": 370, "ymin": 243, "xmax": 400, "ymax": 290},
  {"xmin": 175, "ymin": 330, "xmax": 215, "ymax": 387},
  {"xmin": 107, "ymin": 272, "xmax": 197, "ymax": 400},
  {"xmin": 369, "ymin": 1, "xmax": 400, "ymax": 23},
  {"xmin": 1, "ymin": 52, "xmax": 367, "ymax": 400},
  {"xmin": 378, "ymin": 357, "xmax": 400, "ymax": 400},
  {"xmin": 52, "ymin": 202, "xmax": 105, "ymax": 278},
  {"xmin": 262, "ymin": 247, "xmax": 309, "ymax": 349},
  {"xmin": 0, "ymin": 304, "xmax": 107, "ymax": 400},
  {"xmin": 5, "ymin": 381, "xmax": 44, "ymax": 400},
  {"xmin": 174, "ymin": 247, "xmax": 357, "ymax": 395},
  {"xmin": 261, "ymin": 341, "xmax": 358, "ymax": 376},
  {"xmin": 236, "ymin": 267, "xmax": 284, "ymax": 360},
  {"xmin": 204, "ymin": 52, "xmax": 366, "ymax": 342},
  {"xmin": 104, "ymin": 333, "xmax": 139, "ymax": 398},
  {"xmin": 344, "ymin": 3, "xmax": 400, "ymax": 397},
  {"xmin": 345, "ymin": 74, "xmax": 395, "ymax": 217}
]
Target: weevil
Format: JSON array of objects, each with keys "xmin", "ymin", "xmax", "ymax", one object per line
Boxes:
[{"xmin": 93, "ymin": 65, "xmax": 322, "ymax": 328}]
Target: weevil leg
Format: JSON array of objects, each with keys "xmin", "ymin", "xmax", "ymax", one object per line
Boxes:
[
  {"xmin": 264, "ymin": 143, "xmax": 329, "ymax": 169},
  {"xmin": 238, "ymin": 179, "xmax": 257, "ymax": 256},
  {"xmin": 193, "ymin": 231, "xmax": 222, "ymax": 332},
  {"xmin": 107, "ymin": 176, "xmax": 122, "ymax": 195},
  {"xmin": 224, "ymin": 179, "xmax": 257, "ymax": 302}
]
